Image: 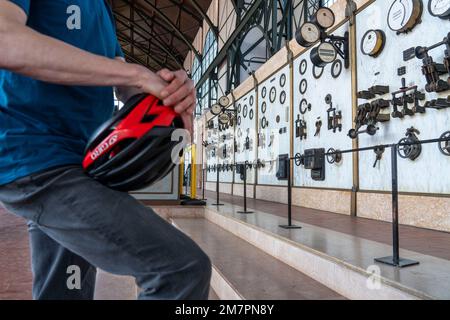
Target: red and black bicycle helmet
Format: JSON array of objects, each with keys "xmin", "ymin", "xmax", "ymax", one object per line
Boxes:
[{"xmin": 83, "ymin": 93, "xmax": 185, "ymax": 192}]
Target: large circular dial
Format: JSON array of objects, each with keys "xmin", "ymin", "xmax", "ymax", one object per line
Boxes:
[
  {"xmin": 387, "ymin": 0, "xmax": 423, "ymax": 33},
  {"xmin": 211, "ymin": 103, "xmax": 222, "ymax": 116},
  {"xmin": 310, "ymin": 42, "xmax": 337, "ymax": 67},
  {"xmin": 295, "ymin": 22, "xmax": 321, "ymax": 47},
  {"xmin": 429, "ymin": 0, "xmax": 450, "ymax": 18},
  {"xmin": 314, "ymin": 7, "xmax": 335, "ymax": 29},
  {"xmin": 219, "ymin": 96, "xmax": 230, "ymax": 107},
  {"xmin": 218, "ymin": 113, "xmax": 230, "ymax": 125},
  {"xmin": 361, "ymin": 29, "xmax": 386, "ymax": 57}
]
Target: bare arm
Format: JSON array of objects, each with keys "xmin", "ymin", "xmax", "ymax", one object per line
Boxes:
[{"xmin": 0, "ymin": 0, "xmax": 166, "ymax": 98}]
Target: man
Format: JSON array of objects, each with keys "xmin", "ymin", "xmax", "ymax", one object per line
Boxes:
[{"xmin": 0, "ymin": 0, "xmax": 211, "ymax": 300}]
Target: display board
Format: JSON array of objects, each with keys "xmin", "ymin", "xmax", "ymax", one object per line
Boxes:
[
  {"xmin": 234, "ymin": 90, "xmax": 257, "ymax": 184},
  {"xmin": 292, "ymin": 22, "xmax": 354, "ymax": 189},
  {"xmin": 205, "ymin": 118, "xmax": 219, "ymax": 182},
  {"xmin": 257, "ymin": 65, "xmax": 291, "ymax": 185},
  {"xmin": 356, "ymin": 0, "xmax": 450, "ymax": 193}
]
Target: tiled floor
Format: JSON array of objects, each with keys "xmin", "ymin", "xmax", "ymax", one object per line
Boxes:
[{"xmin": 203, "ymin": 190, "xmax": 450, "ymax": 261}]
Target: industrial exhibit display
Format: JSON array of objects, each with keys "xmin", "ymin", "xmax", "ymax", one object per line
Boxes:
[{"xmin": 203, "ymin": 0, "xmax": 450, "ymax": 204}]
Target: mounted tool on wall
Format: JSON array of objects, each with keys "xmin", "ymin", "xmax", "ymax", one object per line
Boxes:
[
  {"xmin": 415, "ymin": 32, "xmax": 450, "ymax": 93},
  {"xmin": 373, "ymin": 146, "xmax": 386, "ymax": 168},
  {"xmin": 391, "ymin": 78, "xmax": 427, "ymax": 118},
  {"xmin": 348, "ymin": 98, "xmax": 390, "ymax": 139},
  {"xmin": 276, "ymin": 154, "xmax": 290, "ymax": 181},
  {"xmin": 295, "ymin": 7, "xmax": 349, "ymax": 69},
  {"xmin": 438, "ymin": 131, "xmax": 450, "ymax": 156},
  {"xmin": 360, "ymin": 29, "xmax": 386, "ymax": 57},
  {"xmin": 326, "ymin": 148, "xmax": 343, "ymax": 165},
  {"xmin": 295, "ymin": 114, "xmax": 307, "ymax": 140},
  {"xmin": 398, "ymin": 127, "xmax": 422, "ymax": 161},
  {"xmin": 304, "ymin": 148, "xmax": 326, "ymax": 181},
  {"xmin": 314, "ymin": 118, "xmax": 322, "ymax": 136},
  {"xmin": 325, "ymin": 94, "xmax": 342, "ymax": 133}
]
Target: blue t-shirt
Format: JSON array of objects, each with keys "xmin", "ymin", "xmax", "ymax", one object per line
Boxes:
[{"xmin": 0, "ymin": 0, "xmax": 124, "ymax": 185}]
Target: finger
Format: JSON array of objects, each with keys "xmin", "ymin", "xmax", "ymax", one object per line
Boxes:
[
  {"xmin": 173, "ymin": 91, "xmax": 196, "ymax": 114},
  {"xmin": 157, "ymin": 68, "xmax": 173, "ymax": 81},
  {"xmin": 164, "ymin": 80, "xmax": 194, "ymax": 108},
  {"xmin": 161, "ymin": 70, "xmax": 189, "ymax": 99}
]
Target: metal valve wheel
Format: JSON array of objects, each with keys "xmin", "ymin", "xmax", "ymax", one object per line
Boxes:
[
  {"xmin": 438, "ymin": 131, "xmax": 450, "ymax": 156},
  {"xmin": 326, "ymin": 148, "xmax": 342, "ymax": 164},
  {"xmin": 294, "ymin": 153, "xmax": 304, "ymax": 166}
]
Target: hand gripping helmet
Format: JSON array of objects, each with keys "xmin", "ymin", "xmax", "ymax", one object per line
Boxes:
[{"xmin": 82, "ymin": 93, "xmax": 185, "ymax": 192}]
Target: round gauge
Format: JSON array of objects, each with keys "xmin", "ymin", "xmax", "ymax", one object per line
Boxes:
[
  {"xmin": 261, "ymin": 102, "xmax": 267, "ymax": 113},
  {"xmin": 299, "ymin": 59, "xmax": 308, "ymax": 75},
  {"xmin": 219, "ymin": 96, "xmax": 230, "ymax": 107},
  {"xmin": 313, "ymin": 65, "xmax": 324, "ymax": 79},
  {"xmin": 249, "ymin": 109, "xmax": 254, "ymax": 120},
  {"xmin": 280, "ymin": 74, "xmax": 287, "ymax": 87},
  {"xmin": 280, "ymin": 91, "xmax": 287, "ymax": 104},
  {"xmin": 237, "ymin": 116, "xmax": 241, "ymax": 126},
  {"xmin": 237, "ymin": 104, "xmax": 242, "ymax": 113},
  {"xmin": 276, "ymin": 115, "xmax": 281, "ymax": 123},
  {"xmin": 429, "ymin": 0, "xmax": 450, "ymax": 18},
  {"xmin": 387, "ymin": 0, "xmax": 423, "ymax": 34},
  {"xmin": 361, "ymin": 29, "xmax": 386, "ymax": 57},
  {"xmin": 331, "ymin": 59, "xmax": 343, "ymax": 78},
  {"xmin": 314, "ymin": 7, "xmax": 336, "ymax": 29},
  {"xmin": 299, "ymin": 79, "xmax": 308, "ymax": 94},
  {"xmin": 211, "ymin": 103, "xmax": 222, "ymax": 116},
  {"xmin": 295, "ymin": 22, "xmax": 321, "ymax": 47},
  {"xmin": 249, "ymin": 95, "xmax": 254, "ymax": 106},
  {"xmin": 261, "ymin": 87, "xmax": 267, "ymax": 98},
  {"xmin": 299, "ymin": 99, "xmax": 311, "ymax": 114},
  {"xmin": 218, "ymin": 113, "xmax": 230, "ymax": 125},
  {"xmin": 310, "ymin": 42, "xmax": 337, "ymax": 67},
  {"xmin": 242, "ymin": 105, "xmax": 248, "ymax": 118},
  {"xmin": 269, "ymin": 87, "xmax": 277, "ymax": 103}
]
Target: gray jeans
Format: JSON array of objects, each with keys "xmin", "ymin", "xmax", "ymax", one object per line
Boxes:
[{"xmin": 0, "ymin": 165, "xmax": 211, "ymax": 300}]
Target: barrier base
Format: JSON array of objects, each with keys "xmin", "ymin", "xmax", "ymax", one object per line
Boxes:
[{"xmin": 374, "ymin": 256, "xmax": 420, "ymax": 268}]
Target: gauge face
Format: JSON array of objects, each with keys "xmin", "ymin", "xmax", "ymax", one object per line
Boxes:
[
  {"xmin": 299, "ymin": 59, "xmax": 307, "ymax": 75},
  {"xmin": 211, "ymin": 103, "xmax": 222, "ymax": 115},
  {"xmin": 249, "ymin": 95, "xmax": 254, "ymax": 106},
  {"xmin": 311, "ymin": 42, "xmax": 337, "ymax": 67},
  {"xmin": 299, "ymin": 99, "xmax": 309, "ymax": 114},
  {"xmin": 219, "ymin": 96, "xmax": 230, "ymax": 107},
  {"xmin": 261, "ymin": 87, "xmax": 267, "ymax": 98},
  {"xmin": 218, "ymin": 113, "xmax": 230, "ymax": 125},
  {"xmin": 242, "ymin": 105, "xmax": 248, "ymax": 118},
  {"xmin": 269, "ymin": 87, "xmax": 277, "ymax": 103},
  {"xmin": 313, "ymin": 65, "xmax": 324, "ymax": 79},
  {"xmin": 237, "ymin": 104, "xmax": 242, "ymax": 113},
  {"xmin": 315, "ymin": 7, "xmax": 335, "ymax": 29},
  {"xmin": 387, "ymin": 0, "xmax": 422, "ymax": 33},
  {"xmin": 249, "ymin": 109, "xmax": 254, "ymax": 120},
  {"xmin": 280, "ymin": 74, "xmax": 287, "ymax": 87},
  {"xmin": 299, "ymin": 79, "xmax": 307, "ymax": 94},
  {"xmin": 296, "ymin": 22, "xmax": 321, "ymax": 47},
  {"xmin": 261, "ymin": 102, "xmax": 267, "ymax": 113},
  {"xmin": 331, "ymin": 59, "xmax": 343, "ymax": 78},
  {"xmin": 361, "ymin": 29, "xmax": 385, "ymax": 56},
  {"xmin": 280, "ymin": 91, "xmax": 286, "ymax": 104},
  {"xmin": 429, "ymin": 0, "xmax": 450, "ymax": 17}
]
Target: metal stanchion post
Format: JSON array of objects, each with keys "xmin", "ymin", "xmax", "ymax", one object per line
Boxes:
[
  {"xmin": 212, "ymin": 165, "xmax": 224, "ymax": 206},
  {"xmin": 201, "ymin": 167, "xmax": 207, "ymax": 201},
  {"xmin": 238, "ymin": 163, "xmax": 253, "ymax": 214},
  {"xmin": 375, "ymin": 144, "xmax": 419, "ymax": 267},
  {"xmin": 280, "ymin": 158, "xmax": 301, "ymax": 229}
]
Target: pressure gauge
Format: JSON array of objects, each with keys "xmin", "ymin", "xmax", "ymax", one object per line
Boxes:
[
  {"xmin": 428, "ymin": 0, "xmax": 450, "ymax": 18},
  {"xmin": 314, "ymin": 7, "xmax": 335, "ymax": 29},
  {"xmin": 269, "ymin": 87, "xmax": 277, "ymax": 103},
  {"xmin": 219, "ymin": 96, "xmax": 230, "ymax": 107},
  {"xmin": 387, "ymin": 0, "xmax": 423, "ymax": 34},
  {"xmin": 280, "ymin": 74, "xmax": 287, "ymax": 87},
  {"xmin": 295, "ymin": 22, "xmax": 321, "ymax": 47},
  {"xmin": 218, "ymin": 113, "xmax": 230, "ymax": 125},
  {"xmin": 310, "ymin": 42, "xmax": 337, "ymax": 67},
  {"xmin": 211, "ymin": 103, "xmax": 222, "ymax": 116},
  {"xmin": 361, "ymin": 29, "xmax": 386, "ymax": 57}
]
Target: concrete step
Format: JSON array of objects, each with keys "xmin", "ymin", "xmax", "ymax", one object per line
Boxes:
[
  {"xmin": 172, "ymin": 218, "xmax": 344, "ymax": 300},
  {"xmin": 203, "ymin": 203, "xmax": 450, "ymax": 300}
]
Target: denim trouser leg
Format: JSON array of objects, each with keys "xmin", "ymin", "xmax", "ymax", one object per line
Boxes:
[
  {"xmin": 27, "ymin": 221, "xmax": 97, "ymax": 300},
  {"xmin": 0, "ymin": 166, "xmax": 211, "ymax": 300}
]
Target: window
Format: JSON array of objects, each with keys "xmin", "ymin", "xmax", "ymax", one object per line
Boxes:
[
  {"xmin": 323, "ymin": 0, "xmax": 337, "ymax": 7},
  {"xmin": 202, "ymin": 29, "xmax": 218, "ymax": 73}
]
